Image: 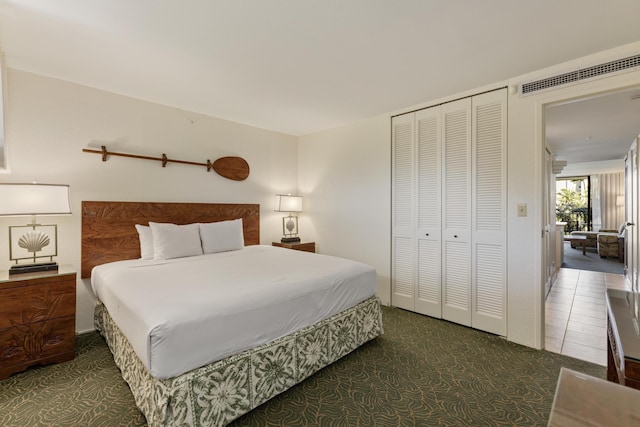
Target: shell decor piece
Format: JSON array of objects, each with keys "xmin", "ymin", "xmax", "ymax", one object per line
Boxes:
[
  {"xmin": 18, "ymin": 230, "xmax": 51, "ymax": 253},
  {"xmin": 285, "ymin": 218, "xmax": 296, "ymax": 233}
]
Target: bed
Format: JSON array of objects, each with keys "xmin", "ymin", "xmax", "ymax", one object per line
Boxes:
[{"xmin": 81, "ymin": 201, "xmax": 383, "ymax": 426}]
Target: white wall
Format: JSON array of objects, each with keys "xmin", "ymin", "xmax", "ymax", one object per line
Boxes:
[
  {"xmin": 5, "ymin": 40, "xmax": 640, "ymax": 347},
  {"xmin": 298, "ymin": 115, "xmax": 391, "ymax": 304},
  {"xmin": 298, "ymin": 40, "xmax": 640, "ymax": 349},
  {"xmin": 1, "ymin": 69, "xmax": 299, "ymax": 332},
  {"xmin": 506, "ymin": 41, "xmax": 640, "ymax": 347}
]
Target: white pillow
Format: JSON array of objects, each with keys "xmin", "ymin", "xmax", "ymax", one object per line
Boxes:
[
  {"xmin": 199, "ymin": 219, "xmax": 245, "ymax": 254},
  {"xmin": 149, "ymin": 222, "xmax": 203, "ymax": 260},
  {"xmin": 135, "ymin": 224, "xmax": 154, "ymax": 260}
]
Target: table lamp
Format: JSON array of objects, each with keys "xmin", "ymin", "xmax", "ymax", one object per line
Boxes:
[
  {"xmin": 0, "ymin": 183, "xmax": 71, "ymax": 274},
  {"xmin": 274, "ymin": 194, "xmax": 302, "ymax": 243}
]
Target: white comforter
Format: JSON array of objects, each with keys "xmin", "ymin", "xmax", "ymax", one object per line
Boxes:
[{"xmin": 91, "ymin": 245, "xmax": 376, "ymax": 379}]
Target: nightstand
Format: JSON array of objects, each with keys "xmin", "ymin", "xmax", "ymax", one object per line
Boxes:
[
  {"xmin": 272, "ymin": 241, "xmax": 316, "ymax": 253},
  {"xmin": 0, "ymin": 265, "xmax": 76, "ymax": 379}
]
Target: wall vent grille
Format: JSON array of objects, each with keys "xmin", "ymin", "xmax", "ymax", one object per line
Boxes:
[{"xmin": 521, "ymin": 54, "xmax": 640, "ymax": 95}]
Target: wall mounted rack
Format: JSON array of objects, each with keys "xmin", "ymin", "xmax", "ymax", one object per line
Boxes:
[{"xmin": 82, "ymin": 145, "xmax": 250, "ymax": 181}]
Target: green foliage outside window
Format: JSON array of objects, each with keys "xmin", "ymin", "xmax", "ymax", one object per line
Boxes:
[{"xmin": 556, "ymin": 188, "xmax": 588, "ymax": 233}]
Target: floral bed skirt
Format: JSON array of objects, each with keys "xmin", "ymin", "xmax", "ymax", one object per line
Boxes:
[{"xmin": 94, "ymin": 296, "xmax": 383, "ymax": 426}]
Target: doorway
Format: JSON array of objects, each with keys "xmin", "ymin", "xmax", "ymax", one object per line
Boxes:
[{"xmin": 542, "ymin": 85, "xmax": 640, "ymax": 365}]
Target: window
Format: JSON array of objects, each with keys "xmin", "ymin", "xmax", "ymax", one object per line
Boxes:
[{"xmin": 556, "ymin": 176, "xmax": 591, "ymax": 232}]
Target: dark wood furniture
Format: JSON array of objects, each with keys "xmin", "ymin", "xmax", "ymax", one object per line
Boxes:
[
  {"xmin": 563, "ymin": 235, "xmax": 588, "ymax": 255},
  {"xmin": 0, "ymin": 266, "xmax": 76, "ymax": 379},
  {"xmin": 606, "ymin": 289, "xmax": 640, "ymax": 390},
  {"xmin": 272, "ymin": 241, "xmax": 316, "ymax": 253},
  {"xmin": 81, "ymin": 201, "xmax": 260, "ymax": 278},
  {"xmin": 548, "ymin": 368, "xmax": 640, "ymax": 426}
]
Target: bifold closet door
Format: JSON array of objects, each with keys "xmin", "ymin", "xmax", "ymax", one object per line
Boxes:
[
  {"xmin": 415, "ymin": 107, "xmax": 442, "ymax": 317},
  {"xmin": 391, "ymin": 108, "xmax": 443, "ymax": 316},
  {"xmin": 391, "ymin": 113, "xmax": 415, "ymax": 311},
  {"xmin": 441, "ymin": 98, "xmax": 472, "ymax": 326},
  {"xmin": 471, "ymin": 89, "xmax": 507, "ymax": 336},
  {"xmin": 391, "ymin": 89, "xmax": 508, "ymax": 335}
]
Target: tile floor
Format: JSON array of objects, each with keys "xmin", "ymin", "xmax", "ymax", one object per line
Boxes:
[{"xmin": 545, "ymin": 267, "xmax": 629, "ymax": 366}]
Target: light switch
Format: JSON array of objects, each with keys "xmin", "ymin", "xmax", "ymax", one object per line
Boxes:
[{"xmin": 517, "ymin": 203, "xmax": 527, "ymax": 217}]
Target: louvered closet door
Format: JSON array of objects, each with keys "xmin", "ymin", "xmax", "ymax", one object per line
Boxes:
[
  {"xmin": 415, "ymin": 107, "xmax": 442, "ymax": 317},
  {"xmin": 624, "ymin": 150, "xmax": 632, "ymax": 291},
  {"xmin": 471, "ymin": 89, "xmax": 507, "ymax": 336},
  {"xmin": 391, "ymin": 113, "xmax": 415, "ymax": 310},
  {"xmin": 628, "ymin": 141, "xmax": 638, "ymax": 295},
  {"xmin": 441, "ymin": 98, "xmax": 472, "ymax": 326}
]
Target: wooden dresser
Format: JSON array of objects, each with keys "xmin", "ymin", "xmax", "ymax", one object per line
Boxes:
[
  {"xmin": 272, "ymin": 241, "xmax": 316, "ymax": 253},
  {"xmin": 0, "ymin": 266, "xmax": 76, "ymax": 379},
  {"xmin": 606, "ymin": 289, "xmax": 640, "ymax": 390},
  {"xmin": 549, "ymin": 368, "xmax": 640, "ymax": 426}
]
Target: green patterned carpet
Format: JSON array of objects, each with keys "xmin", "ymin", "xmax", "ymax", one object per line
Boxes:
[{"xmin": 0, "ymin": 306, "xmax": 604, "ymax": 426}]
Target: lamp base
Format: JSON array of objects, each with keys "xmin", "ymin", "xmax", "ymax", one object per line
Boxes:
[
  {"xmin": 281, "ymin": 237, "xmax": 301, "ymax": 243},
  {"xmin": 9, "ymin": 262, "xmax": 58, "ymax": 275}
]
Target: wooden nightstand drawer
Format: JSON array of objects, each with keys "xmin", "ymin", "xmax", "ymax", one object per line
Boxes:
[
  {"xmin": 272, "ymin": 242, "xmax": 316, "ymax": 253},
  {"xmin": 0, "ymin": 276, "xmax": 76, "ymax": 329},
  {"xmin": 0, "ymin": 267, "xmax": 76, "ymax": 379},
  {"xmin": 0, "ymin": 316, "xmax": 75, "ymax": 379}
]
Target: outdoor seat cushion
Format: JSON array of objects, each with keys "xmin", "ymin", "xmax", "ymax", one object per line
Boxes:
[
  {"xmin": 569, "ymin": 231, "xmax": 598, "ymax": 248},
  {"xmin": 597, "ymin": 232, "xmax": 619, "ymax": 244},
  {"xmin": 597, "ymin": 232, "xmax": 620, "ymax": 258},
  {"xmin": 568, "ymin": 229, "xmax": 619, "ymax": 249}
]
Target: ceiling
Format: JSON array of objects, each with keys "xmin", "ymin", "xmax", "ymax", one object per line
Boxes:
[
  {"xmin": 546, "ymin": 87, "xmax": 640, "ymax": 164},
  {"xmin": 1, "ymin": 0, "xmax": 640, "ymax": 137}
]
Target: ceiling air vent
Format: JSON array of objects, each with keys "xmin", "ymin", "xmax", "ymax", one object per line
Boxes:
[{"xmin": 521, "ymin": 54, "xmax": 640, "ymax": 95}]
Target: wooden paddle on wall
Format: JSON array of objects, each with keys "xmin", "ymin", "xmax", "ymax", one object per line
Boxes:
[
  {"xmin": 211, "ymin": 157, "xmax": 250, "ymax": 181},
  {"xmin": 82, "ymin": 146, "xmax": 250, "ymax": 181}
]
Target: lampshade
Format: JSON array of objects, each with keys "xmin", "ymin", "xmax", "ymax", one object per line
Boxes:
[
  {"xmin": 0, "ymin": 183, "xmax": 71, "ymax": 216},
  {"xmin": 274, "ymin": 194, "xmax": 302, "ymax": 212}
]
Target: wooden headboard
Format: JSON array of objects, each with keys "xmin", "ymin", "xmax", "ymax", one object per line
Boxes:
[{"xmin": 81, "ymin": 201, "xmax": 260, "ymax": 278}]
